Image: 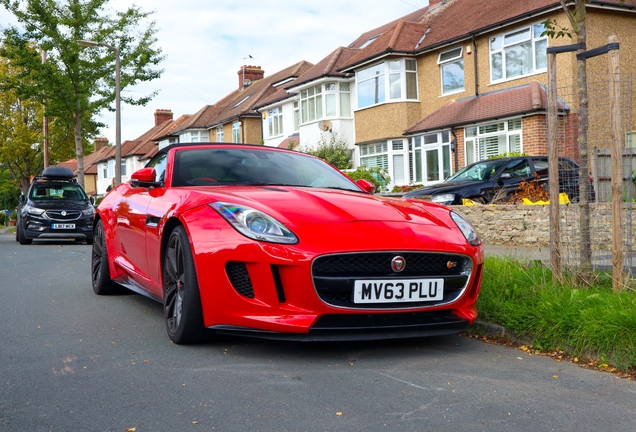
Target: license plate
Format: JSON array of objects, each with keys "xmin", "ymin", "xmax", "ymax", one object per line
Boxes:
[
  {"xmin": 52, "ymin": 223, "xmax": 75, "ymax": 229},
  {"xmin": 353, "ymin": 279, "xmax": 444, "ymax": 304}
]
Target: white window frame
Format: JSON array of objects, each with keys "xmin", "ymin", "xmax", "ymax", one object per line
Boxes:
[
  {"xmin": 121, "ymin": 159, "xmax": 127, "ymax": 177},
  {"xmin": 232, "ymin": 121, "xmax": 241, "ymax": 143},
  {"xmin": 438, "ymin": 47, "xmax": 464, "ymax": 95},
  {"xmin": 490, "ymin": 23, "xmax": 548, "ymax": 83},
  {"xmin": 300, "ymin": 84, "xmax": 323, "ymax": 124},
  {"xmin": 216, "ymin": 126, "xmax": 224, "ymax": 142},
  {"xmin": 410, "ymin": 132, "xmax": 452, "ymax": 185},
  {"xmin": 268, "ymin": 107, "xmax": 283, "ymax": 138},
  {"xmin": 293, "ymin": 101, "xmax": 300, "ymax": 132},
  {"xmin": 100, "ymin": 164, "xmax": 107, "ymax": 180},
  {"xmin": 107, "ymin": 160, "xmax": 115, "ymax": 178},
  {"xmin": 464, "ymin": 118, "xmax": 523, "ymax": 165},
  {"xmin": 356, "ymin": 58, "xmax": 418, "ymax": 110}
]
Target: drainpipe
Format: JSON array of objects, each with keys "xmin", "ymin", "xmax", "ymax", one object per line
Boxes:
[
  {"xmin": 472, "ymin": 33, "xmax": 479, "ymax": 96},
  {"xmin": 451, "ymin": 127, "xmax": 458, "ymax": 174}
]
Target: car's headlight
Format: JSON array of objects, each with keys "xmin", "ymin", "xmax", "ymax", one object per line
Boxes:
[
  {"xmin": 431, "ymin": 193, "xmax": 455, "ymax": 204},
  {"xmin": 451, "ymin": 211, "xmax": 481, "ymax": 246},
  {"xmin": 82, "ymin": 206, "xmax": 95, "ymax": 216},
  {"xmin": 211, "ymin": 202, "xmax": 298, "ymax": 244},
  {"xmin": 26, "ymin": 206, "xmax": 45, "ymax": 216}
]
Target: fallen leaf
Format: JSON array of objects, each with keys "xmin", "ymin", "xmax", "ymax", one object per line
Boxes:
[
  {"xmin": 124, "ymin": 428, "xmax": 136, "ymax": 432},
  {"xmin": 553, "ymin": 375, "xmax": 559, "ymax": 379},
  {"xmin": 336, "ymin": 412, "xmax": 343, "ymax": 416}
]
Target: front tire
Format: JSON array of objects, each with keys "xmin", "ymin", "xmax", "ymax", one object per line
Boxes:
[
  {"xmin": 17, "ymin": 222, "xmax": 32, "ymax": 245},
  {"xmin": 91, "ymin": 220, "xmax": 121, "ymax": 295},
  {"xmin": 163, "ymin": 226, "xmax": 206, "ymax": 344}
]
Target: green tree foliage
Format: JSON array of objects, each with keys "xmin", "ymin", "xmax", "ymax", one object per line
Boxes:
[
  {"xmin": 0, "ymin": 0, "xmax": 165, "ymax": 187},
  {"xmin": 302, "ymin": 132, "xmax": 353, "ymax": 170},
  {"xmin": 0, "ymin": 54, "xmax": 76, "ymax": 193},
  {"xmin": 0, "ymin": 165, "xmax": 20, "ymax": 210}
]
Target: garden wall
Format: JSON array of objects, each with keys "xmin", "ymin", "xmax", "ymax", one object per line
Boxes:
[{"xmin": 450, "ymin": 203, "xmax": 636, "ymax": 248}]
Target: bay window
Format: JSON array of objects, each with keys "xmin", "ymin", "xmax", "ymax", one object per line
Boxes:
[{"xmin": 357, "ymin": 59, "xmax": 418, "ymax": 109}]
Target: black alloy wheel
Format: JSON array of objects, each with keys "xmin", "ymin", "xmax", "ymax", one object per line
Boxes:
[
  {"xmin": 163, "ymin": 226, "xmax": 207, "ymax": 344},
  {"xmin": 91, "ymin": 220, "xmax": 121, "ymax": 295}
]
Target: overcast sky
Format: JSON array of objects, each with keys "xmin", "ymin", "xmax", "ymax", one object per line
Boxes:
[{"xmin": 1, "ymin": 0, "xmax": 429, "ymax": 146}]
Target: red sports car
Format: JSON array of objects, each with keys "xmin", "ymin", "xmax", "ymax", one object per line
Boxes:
[{"xmin": 92, "ymin": 143, "xmax": 484, "ymax": 344}]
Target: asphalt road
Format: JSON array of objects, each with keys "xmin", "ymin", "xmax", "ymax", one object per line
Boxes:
[{"xmin": 1, "ymin": 232, "xmax": 635, "ymax": 432}]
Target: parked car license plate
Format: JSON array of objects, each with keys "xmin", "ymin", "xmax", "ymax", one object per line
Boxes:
[
  {"xmin": 52, "ymin": 223, "xmax": 75, "ymax": 229},
  {"xmin": 353, "ymin": 278, "xmax": 444, "ymax": 304}
]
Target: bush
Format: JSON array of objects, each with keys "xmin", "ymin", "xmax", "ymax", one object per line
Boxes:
[
  {"xmin": 301, "ymin": 132, "xmax": 353, "ymax": 170},
  {"xmin": 347, "ymin": 166, "xmax": 390, "ymax": 192}
]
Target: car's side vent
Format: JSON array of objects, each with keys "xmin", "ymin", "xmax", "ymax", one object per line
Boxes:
[
  {"xmin": 226, "ymin": 262, "xmax": 254, "ymax": 298},
  {"xmin": 271, "ymin": 265, "xmax": 286, "ymax": 303}
]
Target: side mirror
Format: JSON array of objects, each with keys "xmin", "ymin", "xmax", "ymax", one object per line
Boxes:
[
  {"xmin": 131, "ymin": 168, "xmax": 162, "ymax": 188},
  {"xmin": 356, "ymin": 178, "xmax": 376, "ymax": 194},
  {"xmin": 19, "ymin": 194, "xmax": 26, "ymax": 204},
  {"xmin": 89, "ymin": 196, "xmax": 95, "ymax": 205}
]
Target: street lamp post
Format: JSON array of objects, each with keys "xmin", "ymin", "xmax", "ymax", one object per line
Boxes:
[{"xmin": 77, "ymin": 39, "xmax": 121, "ymax": 186}]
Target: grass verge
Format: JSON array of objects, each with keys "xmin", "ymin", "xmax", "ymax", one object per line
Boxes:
[{"xmin": 469, "ymin": 256, "xmax": 636, "ymax": 373}]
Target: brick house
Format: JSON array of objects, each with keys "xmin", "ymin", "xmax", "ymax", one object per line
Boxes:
[{"xmin": 334, "ymin": 0, "xmax": 636, "ymax": 189}]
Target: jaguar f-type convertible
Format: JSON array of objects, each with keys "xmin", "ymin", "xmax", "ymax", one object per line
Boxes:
[{"xmin": 92, "ymin": 143, "xmax": 484, "ymax": 344}]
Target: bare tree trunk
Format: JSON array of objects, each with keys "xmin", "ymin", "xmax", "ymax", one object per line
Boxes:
[{"xmin": 74, "ymin": 98, "xmax": 85, "ymax": 189}]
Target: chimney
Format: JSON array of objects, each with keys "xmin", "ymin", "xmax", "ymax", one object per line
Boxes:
[
  {"xmin": 93, "ymin": 137, "xmax": 109, "ymax": 151},
  {"xmin": 154, "ymin": 109, "xmax": 173, "ymax": 126},
  {"xmin": 238, "ymin": 65, "xmax": 265, "ymax": 89}
]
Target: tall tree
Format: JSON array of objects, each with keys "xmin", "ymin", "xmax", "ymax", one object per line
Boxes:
[{"xmin": 0, "ymin": 0, "xmax": 164, "ymax": 187}]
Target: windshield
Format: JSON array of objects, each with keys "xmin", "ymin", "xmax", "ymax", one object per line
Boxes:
[
  {"xmin": 446, "ymin": 159, "xmax": 508, "ymax": 182},
  {"xmin": 30, "ymin": 183, "xmax": 88, "ymax": 201},
  {"xmin": 171, "ymin": 148, "xmax": 361, "ymax": 192}
]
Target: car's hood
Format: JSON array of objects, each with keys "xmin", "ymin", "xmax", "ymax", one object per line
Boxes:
[
  {"xmin": 405, "ymin": 180, "xmax": 488, "ymax": 196},
  {"xmin": 183, "ymin": 186, "xmax": 451, "ymax": 227}
]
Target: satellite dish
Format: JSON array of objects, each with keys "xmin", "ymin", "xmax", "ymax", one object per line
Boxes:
[
  {"xmin": 318, "ymin": 120, "xmax": 333, "ymax": 132},
  {"xmin": 243, "ymin": 79, "xmax": 252, "ymax": 87}
]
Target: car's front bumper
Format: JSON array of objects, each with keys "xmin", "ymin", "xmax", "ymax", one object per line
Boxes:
[{"xmin": 23, "ymin": 215, "xmax": 93, "ymax": 241}]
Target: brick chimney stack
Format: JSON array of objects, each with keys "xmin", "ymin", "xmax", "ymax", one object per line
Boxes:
[
  {"xmin": 154, "ymin": 109, "xmax": 173, "ymax": 126},
  {"xmin": 238, "ymin": 66, "xmax": 265, "ymax": 89},
  {"xmin": 93, "ymin": 137, "xmax": 109, "ymax": 151}
]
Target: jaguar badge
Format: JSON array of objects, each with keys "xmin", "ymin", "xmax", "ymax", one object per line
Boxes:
[{"xmin": 391, "ymin": 256, "xmax": 406, "ymax": 273}]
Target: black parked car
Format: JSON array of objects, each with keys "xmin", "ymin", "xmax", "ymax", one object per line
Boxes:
[
  {"xmin": 16, "ymin": 167, "xmax": 95, "ymax": 245},
  {"xmin": 404, "ymin": 156, "xmax": 595, "ymax": 205}
]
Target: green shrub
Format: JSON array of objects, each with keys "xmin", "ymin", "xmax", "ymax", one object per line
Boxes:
[
  {"xmin": 347, "ymin": 166, "xmax": 390, "ymax": 192},
  {"xmin": 301, "ymin": 132, "xmax": 353, "ymax": 170}
]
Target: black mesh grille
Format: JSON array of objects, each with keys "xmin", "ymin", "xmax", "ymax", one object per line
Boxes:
[
  {"xmin": 226, "ymin": 262, "xmax": 254, "ymax": 298},
  {"xmin": 46, "ymin": 210, "xmax": 81, "ymax": 220},
  {"xmin": 271, "ymin": 265, "xmax": 286, "ymax": 303},
  {"xmin": 312, "ymin": 252, "xmax": 471, "ymax": 309}
]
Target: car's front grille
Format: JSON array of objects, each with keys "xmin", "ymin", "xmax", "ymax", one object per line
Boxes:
[
  {"xmin": 312, "ymin": 252, "xmax": 471, "ymax": 309},
  {"xmin": 46, "ymin": 210, "xmax": 82, "ymax": 220}
]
